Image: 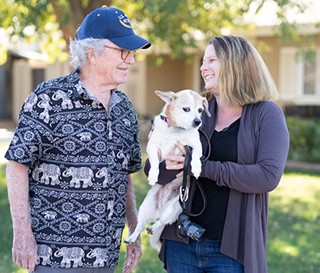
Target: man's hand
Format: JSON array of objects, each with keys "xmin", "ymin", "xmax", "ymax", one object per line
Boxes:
[
  {"xmin": 12, "ymin": 227, "xmax": 37, "ymax": 272},
  {"xmin": 122, "ymin": 239, "xmax": 142, "ymax": 273}
]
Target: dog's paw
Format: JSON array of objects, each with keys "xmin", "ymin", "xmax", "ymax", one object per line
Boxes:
[
  {"xmin": 191, "ymin": 161, "xmax": 201, "ymax": 179},
  {"xmin": 148, "ymin": 171, "xmax": 159, "ymax": 185},
  {"xmin": 193, "ymin": 172, "xmax": 200, "ymax": 179},
  {"xmin": 124, "ymin": 235, "xmax": 136, "ymax": 244},
  {"xmin": 148, "ymin": 180, "xmax": 156, "ymax": 186},
  {"xmin": 192, "ymin": 169, "xmax": 201, "ymax": 179},
  {"xmin": 146, "ymin": 226, "xmax": 154, "ymax": 235}
]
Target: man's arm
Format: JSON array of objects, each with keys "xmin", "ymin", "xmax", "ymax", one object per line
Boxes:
[
  {"xmin": 6, "ymin": 160, "xmax": 37, "ymax": 272},
  {"xmin": 122, "ymin": 174, "xmax": 142, "ymax": 273}
]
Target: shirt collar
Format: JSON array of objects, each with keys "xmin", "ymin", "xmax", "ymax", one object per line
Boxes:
[{"xmin": 68, "ymin": 69, "xmax": 123, "ymax": 108}]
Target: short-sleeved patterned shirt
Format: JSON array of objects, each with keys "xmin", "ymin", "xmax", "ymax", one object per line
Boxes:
[{"xmin": 5, "ymin": 69, "xmax": 142, "ymax": 269}]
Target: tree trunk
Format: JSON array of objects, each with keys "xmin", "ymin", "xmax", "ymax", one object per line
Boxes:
[{"xmin": 51, "ymin": 0, "xmax": 113, "ymax": 45}]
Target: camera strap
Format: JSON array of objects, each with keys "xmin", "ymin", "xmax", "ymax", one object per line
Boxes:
[{"xmin": 179, "ymin": 144, "xmax": 207, "ymax": 217}]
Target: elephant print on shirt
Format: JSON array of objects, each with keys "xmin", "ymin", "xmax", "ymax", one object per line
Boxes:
[
  {"xmin": 86, "ymin": 247, "xmax": 109, "ymax": 267},
  {"xmin": 43, "ymin": 210, "xmax": 57, "ymax": 220},
  {"xmin": 62, "ymin": 166, "xmax": 94, "ymax": 188},
  {"xmin": 73, "ymin": 213, "xmax": 90, "ymax": 223},
  {"xmin": 54, "ymin": 247, "xmax": 85, "ymax": 268},
  {"xmin": 33, "ymin": 163, "xmax": 61, "ymax": 185},
  {"xmin": 77, "ymin": 132, "xmax": 92, "ymax": 141},
  {"xmin": 23, "ymin": 92, "xmax": 38, "ymax": 112},
  {"xmin": 95, "ymin": 167, "xmax": 109, "ymax": 187},
  {"xmin": 37, "ymin": 244, "xmax": 52, "ymax": 266},
  {"xmin": 52, "ymin": 90, "xmax": 73, "ymax": 109},
  {"xmin": 37, "ymin": 93, "xmax": 52, "ymax": 123}
]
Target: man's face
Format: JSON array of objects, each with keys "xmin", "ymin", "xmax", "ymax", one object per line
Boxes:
[{"xmin": 92, "ymin": 42, "xmax": 136, "ymax": 88}]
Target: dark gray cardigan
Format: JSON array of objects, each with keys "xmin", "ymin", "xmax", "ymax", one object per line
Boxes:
[{"xmin": 156, "ymin": 98, "xmax": 290, "ymax": 273}]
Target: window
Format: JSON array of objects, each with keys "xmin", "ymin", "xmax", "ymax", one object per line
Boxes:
[
  {"xmin": 279, "ymin": 47, "xmax": 320, "ymax": 103},
  {"xmin": 303, "ymin": 51, "xmax": 317, "ymax": 95},
  {"xmin": 32, "ymin": 68, "xmax": 45, "ymax": 89}
]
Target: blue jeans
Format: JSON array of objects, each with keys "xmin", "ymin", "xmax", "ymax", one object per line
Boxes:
[{"xmin": 166, "ymin": 239, "xmax": 244, "ymax": 273}]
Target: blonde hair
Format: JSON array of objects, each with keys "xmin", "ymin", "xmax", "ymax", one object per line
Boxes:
[{"xmin": 204, "ymin": 35, "xmax": 278, "ymax": 105}]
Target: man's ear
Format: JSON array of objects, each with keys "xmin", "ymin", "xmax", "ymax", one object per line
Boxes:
[{"xmin": 87, "ymin": 48, "xmax": 96, "ymax": 64}]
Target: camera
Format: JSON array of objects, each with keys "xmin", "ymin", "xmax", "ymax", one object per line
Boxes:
[{"xmin": 177, "ymin": 212, "xmax": 206, "ymax": 241}]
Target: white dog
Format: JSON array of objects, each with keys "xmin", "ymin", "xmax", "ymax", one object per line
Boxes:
[{"xmin": 124, "ymin": 89, "xmax": 210, "ymax": 252}]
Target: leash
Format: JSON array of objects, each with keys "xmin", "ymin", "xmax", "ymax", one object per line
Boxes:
[{"xmin": 179, "ymin": 145, "xmax": 207, "ymax": 217}]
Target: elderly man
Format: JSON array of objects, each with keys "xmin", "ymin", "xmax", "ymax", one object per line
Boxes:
[{"xmin": 5, "ymin": 6, "xmax": 151, "ymax": 273}]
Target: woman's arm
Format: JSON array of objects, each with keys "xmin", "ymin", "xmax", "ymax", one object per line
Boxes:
[{"xmin": 202, "ymin": 104, "xmax": 290, "ymax": 194}]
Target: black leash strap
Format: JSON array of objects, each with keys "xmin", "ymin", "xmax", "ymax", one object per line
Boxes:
[{"xmin": 179, "ymin": 145, "xmax": 207, "ymax": 217}]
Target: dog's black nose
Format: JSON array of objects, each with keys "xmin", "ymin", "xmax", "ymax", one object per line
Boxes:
[{"xmin": 193, "ymin": 118, "xmax": 201, "ymax": 127}]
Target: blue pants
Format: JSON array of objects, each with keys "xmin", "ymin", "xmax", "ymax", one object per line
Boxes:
[{"xmin": 166, "ymin": 239, "xmax": 244, "ymax": 273}]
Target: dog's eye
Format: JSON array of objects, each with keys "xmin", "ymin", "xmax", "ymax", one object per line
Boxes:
[
  {"xmin": 183, "ymin": 107, "xmax": 191, "ymax": 112},
  {"xmin": 198, "ymin": 108, "xmax": 203, "ymax": 113}
]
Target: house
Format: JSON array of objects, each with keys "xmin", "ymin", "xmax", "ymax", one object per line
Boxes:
[
  {"xmin": 241, "ymin": 0, "xmax": 320, "ymax": 117},
  {"xmin": 1, "ymin": 23, "xmax": 319, "ymax": 134}
]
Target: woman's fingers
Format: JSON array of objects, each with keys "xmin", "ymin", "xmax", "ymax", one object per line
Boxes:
[{"xmin": 165, "ymin": 142, "xmax": 187, "ymax": 172}]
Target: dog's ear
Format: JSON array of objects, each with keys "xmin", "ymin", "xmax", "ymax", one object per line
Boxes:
[
  {"xmin": 203, "ymin": 97, "xmax": 211, "ymax": 117},
  {"xmin": 155, "ymin": 90, "xmax": 176, "ymax": 104}
]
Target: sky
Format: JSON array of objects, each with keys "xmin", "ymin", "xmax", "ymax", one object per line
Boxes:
[{"xmin": 244, "ymin": 0, "xmax": 320, "ymax": 26}]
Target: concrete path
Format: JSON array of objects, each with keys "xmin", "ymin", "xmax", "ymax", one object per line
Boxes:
[{"xmin": 0, "ymin": 128, "xmax": 14, "ymax": 164}]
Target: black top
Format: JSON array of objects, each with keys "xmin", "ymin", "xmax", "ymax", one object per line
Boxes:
[{"xmin": 191, "ymin": 118, "xmax": 240, "ymax": 239}]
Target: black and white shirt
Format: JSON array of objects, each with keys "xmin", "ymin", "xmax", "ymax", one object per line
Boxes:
[{"xmin": 5, "ymin": 69, "xmax": 142, "ymax": 269}]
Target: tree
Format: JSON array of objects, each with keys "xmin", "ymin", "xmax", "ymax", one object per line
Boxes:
[{"xmin": 0, "ymin": 0, "xmax": 319, "ymax": 64}]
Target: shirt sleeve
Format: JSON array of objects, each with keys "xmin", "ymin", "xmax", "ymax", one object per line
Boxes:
[{"xmin": 5, "ymin": 91, "xmax": 52, "ymax": 167}]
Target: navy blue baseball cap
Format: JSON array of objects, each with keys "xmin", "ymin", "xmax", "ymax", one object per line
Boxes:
[{"xmin": 76, "ymin": 6, "xmax": 151, "ymax": 50}]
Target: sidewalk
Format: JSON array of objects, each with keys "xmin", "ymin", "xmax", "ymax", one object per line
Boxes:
[
  {"xmin": 286, "ymin": 160, "xmax": 320, "ymax": 172},
  {"xmin": 0, "ymin": 128, "xmax": 14, "ymax": 164}
]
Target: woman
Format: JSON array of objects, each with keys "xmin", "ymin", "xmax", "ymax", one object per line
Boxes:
[{"xmin": 152, "ymin": 35, "xmax": 289, "ymax": 273}]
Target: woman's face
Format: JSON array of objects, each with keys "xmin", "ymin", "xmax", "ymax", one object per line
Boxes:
[{"xmin": 200, "ymin": 44, "xmax": 221, "ymax": 96}]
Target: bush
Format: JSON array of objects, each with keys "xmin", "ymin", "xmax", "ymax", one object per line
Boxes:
[{"xmin": 286, "ymin": 116, "xmax": 320, "ymax": 163}]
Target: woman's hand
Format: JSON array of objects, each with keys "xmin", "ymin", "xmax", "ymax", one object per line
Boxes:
[{"xmin": 165, "ymin": 142, "xmax": 186, "ymax": 177}]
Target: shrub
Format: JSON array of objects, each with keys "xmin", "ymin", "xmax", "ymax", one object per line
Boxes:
[{"xmin": 286, "ymin": 116, "xmax": 320, "ymax": 163}]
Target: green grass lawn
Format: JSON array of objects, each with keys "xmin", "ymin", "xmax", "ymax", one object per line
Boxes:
[{"xmin": 1, "ymin": 164, "xmax": 320, "ymax": 273}]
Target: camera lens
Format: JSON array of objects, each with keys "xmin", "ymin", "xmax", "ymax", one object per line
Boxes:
[{"xmin": 177, "ymin": 213, "xmax": 206, "ymax": 241}]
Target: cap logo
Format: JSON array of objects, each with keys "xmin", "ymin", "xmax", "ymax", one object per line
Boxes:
[{"xmin": 117, "ymin": 13, "xmax": 132, "ymax": 29}]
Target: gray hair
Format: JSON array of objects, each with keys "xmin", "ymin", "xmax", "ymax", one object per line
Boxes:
[{"xmin": 69, "ymin": 38, "xmax": 111, "ymax": 69}]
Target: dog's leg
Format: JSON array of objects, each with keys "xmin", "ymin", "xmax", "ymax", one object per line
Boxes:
[
  {"xmin": 190, "ymin": 157, "xmax": 202, "ymax": 179},
  {"xmin": 124, "ymin": 186, "xmax": 159, "ymax": 244},
  {"xmin": 149, "ymin": 226, "xmax": 164, "ymax": 253},
  {"xmin": 147, "ymin": 195, "xmax": 182, "ymax": 235},
  {"xmin": 147, "ymin": 149, "xmax": 161, "ymax": 185},
  {"xmin": 190, "ymin": 141, "xmax": 203, "ymax": 179}
]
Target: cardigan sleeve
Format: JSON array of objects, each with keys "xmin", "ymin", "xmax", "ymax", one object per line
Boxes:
[
  {"xmin": 201, "ymin": 102, "xmax": 289, "ymax": 194},
  {"xmin": 144, "ymin": 159, "xmax": 180, "ymax": 185}
]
